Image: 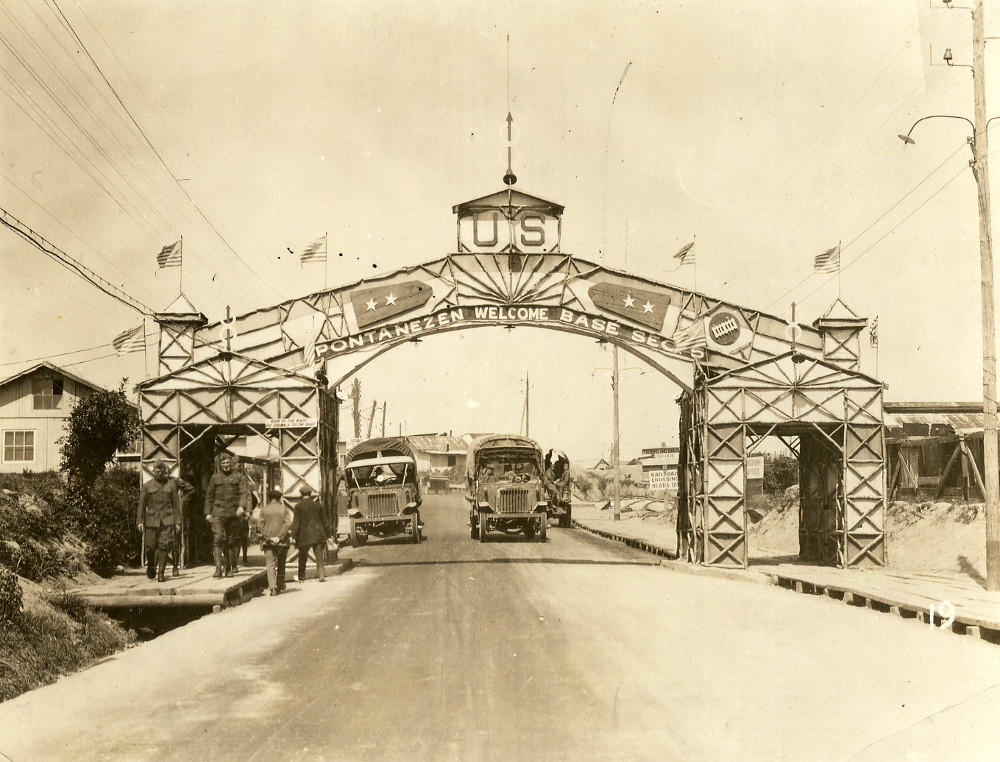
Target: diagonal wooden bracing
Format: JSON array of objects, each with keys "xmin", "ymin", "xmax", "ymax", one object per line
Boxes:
[
  {"xmin": 680, "ymin": 352, "xmax": 886, "ymax": 568},
  {"xmin": 139, "ymin": 352, "xmax": 338, "ymax": 566}
]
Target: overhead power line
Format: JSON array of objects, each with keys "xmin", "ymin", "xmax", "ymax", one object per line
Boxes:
[
  {"xmin": 46, "ymin": 0, "xmax": 285, "ymax": 301},
  {"xmin": 0, "ymin": 205, "xmax": 155, "ymax": 316}
]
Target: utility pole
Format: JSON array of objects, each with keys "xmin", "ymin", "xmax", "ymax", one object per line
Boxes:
[
  {"xmin": 366, "ymin": 400, "xmax": 377, "ymax": 439},
  {"xmin": 971, "ymin": 0, "xmax": 1000, "ymax": 590},
  {"xmin": 525, "ymin": 372, "xmax": 530, "ymax": 437},
  {"xmin": 381, "ymin": 402, "xmax": 387, "ymax": 437},
  {"xmin": 613, "ymin": 345, "xmax": 621, "ymax": 522}
]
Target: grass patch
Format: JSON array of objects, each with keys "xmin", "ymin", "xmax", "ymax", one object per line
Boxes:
[{"xmin": 0, "ymin": 579, "xmax": 135, "ymax": 703}]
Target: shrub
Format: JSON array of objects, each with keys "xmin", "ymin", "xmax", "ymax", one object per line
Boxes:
[
  {"xmin": 0, "ymin": 567, "xmax": 23, "ymax": 625},
  {"xmin": 77, "ymin": 466, "xmax": 141, "ymax": 575},
  {"xmin": 0, "ymin": 483, "xmax": 72, "ymax": 580}
]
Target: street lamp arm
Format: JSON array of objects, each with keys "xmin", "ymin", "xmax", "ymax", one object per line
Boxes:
[{"xmin": 898, "ymin": 114, "xmax": 976, "ymax": 144}]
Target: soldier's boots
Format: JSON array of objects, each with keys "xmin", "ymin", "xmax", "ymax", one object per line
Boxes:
[
  {"xmin": 212, "ymin": 548, "xmax": 224, "ymax": 579},
  {"xmin": 156, "ymin": 550, "xmax": 167, "ymax": 583},
  {"xmin": 146, "ymin": 557, "xmax": 156, "ymax": 580}
]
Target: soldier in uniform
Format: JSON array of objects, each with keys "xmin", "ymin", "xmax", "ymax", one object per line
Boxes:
[
  {"xmin": 137, "ymin": 461, "xmax": 182, "ymax": 583},
  {"xmin": 204, "ymin": 454, "xmax": 250, "ymax": 578},
  {"xmin": 167, "ymin": 467, "xmax": 195, "ymax": 577}
]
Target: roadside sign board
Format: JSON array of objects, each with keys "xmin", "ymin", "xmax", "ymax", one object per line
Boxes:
[
  {"xmin": 266, "ymin": 417, "xmax": 317, "ymax": 429},
  {"xmin": 747, "ymin": 455, "xmax": 764, "ymax": 481}
]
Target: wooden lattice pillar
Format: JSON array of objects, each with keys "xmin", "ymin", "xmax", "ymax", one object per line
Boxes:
[
  {"xmin": 676, "ymin": 393, "xmax": 695, "ymax": 561},
  {"xmin": 842, "ymin": 388, "xmax": 887, "ymax": 566},
  {"xmin": 799, "ymin": 432, "xmax": 841, "ymax": 565},
  {"xmin": 318, "ymin": 386, "xmax": 340, "ymax": 535}
]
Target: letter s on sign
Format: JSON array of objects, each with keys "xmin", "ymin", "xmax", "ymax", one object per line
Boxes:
[{"xmin": 519, "ymin": 214, "xmax": 545, "ymax": 247}]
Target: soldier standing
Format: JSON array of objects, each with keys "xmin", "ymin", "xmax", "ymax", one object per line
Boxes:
[
  {"xmin": 137, "ymin": 461, "xmax": 181, "ymax": 583},
  {"xmin": 168, "ymin": 468, "xmax": 195, "ymax": 577},
  {"xmin": 204, "ymin": 454, "xmax": 250, "ymax": 578}
]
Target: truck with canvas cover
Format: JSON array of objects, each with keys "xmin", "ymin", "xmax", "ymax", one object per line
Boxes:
[
  {"xmin": 345, "ymin": 437, "xmax": 422, "ymax": 546},
  {"xmin": 466, "ymin": 434, "xmax": 548, "ymax": 542}
]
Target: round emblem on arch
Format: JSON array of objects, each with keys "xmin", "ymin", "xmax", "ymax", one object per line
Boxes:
[
  {"xmin": 708, "ymin": 311, "xmax": 741, "ymax": 346},
  {"xmin": 785, "ymin": 322, "xmax": 803, "ymax": 343}
]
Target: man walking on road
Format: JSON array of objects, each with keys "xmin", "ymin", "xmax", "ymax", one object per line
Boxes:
[
  {"xmin": 137, "ymin": 461, "xmax": 182, "ymax": 583},
  {"xmin": 204, "ymin": 454, "xmax": 250, "ymax": 578},
  {"xmin": 290, "ymin": 484, "xmax": 330, "ymax": 583}
]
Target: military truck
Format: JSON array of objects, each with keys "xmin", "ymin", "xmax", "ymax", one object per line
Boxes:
[
  {"xmin": 344, "ymin": 437, "xmax": 422, "ymax": 546},
  {"xmin": 466, "ymin": 434, "xmax": 548, "ymax": 542}
]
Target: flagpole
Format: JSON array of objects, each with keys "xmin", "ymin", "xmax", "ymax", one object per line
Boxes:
[
  {"xmin": 179, "ymin": 235, "xmax": 184, "ymax": 295},
  {"xmin": 141, "ymin": 316, "xmax": 149, "ymax": 380},
  {"xmin": 837, "ymin": 239, "xmax": 842, "ymax": 298},
  {"xmin": 692, "ymin": 235, "xmax": 697, "ymax": 293},
  {"xmin": 324, "ymin": 232, "xmax": 329, "ymax": 290}
]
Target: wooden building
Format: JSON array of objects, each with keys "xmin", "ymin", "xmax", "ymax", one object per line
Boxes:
[
  {"xmin": 884, "ymin": 402, "xmax": 988, "ymax": 501},
  {"xmin": 0, "ymin": 362, "xmax": 105, "ymax": 473}
]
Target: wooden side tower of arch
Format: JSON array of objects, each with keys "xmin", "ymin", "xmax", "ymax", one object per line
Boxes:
[
  {"xmin": 678, "ymin": 348, "xmax": 886, "ymax": 568},
  {"xmin": 138, "ymin": 348, "xmax": 337, "ymax": 565}
]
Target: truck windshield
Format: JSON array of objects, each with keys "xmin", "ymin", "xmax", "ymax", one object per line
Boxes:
[
  {"xmin": 477, "ymin": 457, "xmax": 539, "ymax": 483},
  {"xmin": 347, "ymin": 461, "xmax": 411, "ymax": 488}
]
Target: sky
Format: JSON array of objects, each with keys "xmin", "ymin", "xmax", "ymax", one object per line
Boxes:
[{"xmin": 2, "ymin": 0, "xmax": 999, "ymax": 466}]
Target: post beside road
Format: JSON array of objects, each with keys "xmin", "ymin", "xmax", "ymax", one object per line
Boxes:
[{"xmin": 971, "ymin": 0, "xmax": 1000, "ymax": 590}]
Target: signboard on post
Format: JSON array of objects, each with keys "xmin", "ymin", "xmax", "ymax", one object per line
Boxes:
[
  {"xmin": 747, "ymin": 455, "xmax": 765, "ymax": 481},
  {"xmin": 647, "ymin": 468, "xmax": 679, "ymax": 492},
  {"xmin": 266, "ymin": 417, "xmax": 317, "ymax": 429}
]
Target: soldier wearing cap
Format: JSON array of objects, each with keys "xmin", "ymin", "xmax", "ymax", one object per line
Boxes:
[
  {"xmin": 137, "ymin": 461, "xmax": 181, "ymax": 583},
  {"xmin": 290, "ymin": 484, "xmax": 332, "ymax": 583},
  {"xmin": 204, "ymin": 454, "xmax": 250, "ymax": 578}
]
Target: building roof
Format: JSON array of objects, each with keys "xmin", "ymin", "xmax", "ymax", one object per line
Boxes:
[
  {"xmin": 884, "ymin": 402, "xmax": 984, "ymax": 438},
  {"xmin": 0, "ymin": 361, "xmax": 107, "ymax": 394},
  {"xmin": 403, "ymin": 434, "xmax": 468, "ymax": 456}
]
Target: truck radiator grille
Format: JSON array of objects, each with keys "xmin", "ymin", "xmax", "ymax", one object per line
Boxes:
[
  {"xmin": 365, "ymin": 493, "xmax": 398, "ymax": 517},
  {"xmin": 496, "ymin": 488, "xmax": 531, "ymax": 514}
]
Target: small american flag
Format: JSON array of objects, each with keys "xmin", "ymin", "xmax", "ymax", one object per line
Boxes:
[
  {"xmin": 300, "ymin": 235, "xmax": 327, "ymax": 264},
  {"xmin": 673, "ymin": 241, "xmax": 695, "ymax": 265},
  {"xmin": 156, "ymin": 240, "xmax": 182, "ymax": 268},
  {"xmin": 673, "ymin": 318, "xmax": 707, "ymax": 351},
  {"xmin": 814, "ymin": 245, "xmax": 840, "ymax": 273},
  {"xmin": 870, "ymin": 315, "xmax": 878, "ymax": 347},
  {"xmin": 112, "ymin": 325, "xmax": 145, "ymax": 355}
]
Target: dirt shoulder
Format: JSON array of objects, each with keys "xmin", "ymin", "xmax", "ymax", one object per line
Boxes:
[{"xmin": 574, "ymin": 496, "xmax": 993, "ymax": 585}]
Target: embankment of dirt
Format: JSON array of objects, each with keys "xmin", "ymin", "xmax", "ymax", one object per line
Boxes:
[{"xmin": 749, "ymin": 496, "xmax": 990, "ymax": 582}]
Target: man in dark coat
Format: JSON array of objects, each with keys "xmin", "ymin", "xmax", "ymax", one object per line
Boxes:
[
  {"xmin": 204, "ymin": 454, "xmax": 250, "ymax": 578},
  {"xmin": 167, "ymin": 468, "xmax": 195, "ymax": 577},
  {"xmin": 137, "ymin": 461, "xmax": 181, "ymax": 583},
  {"xmin": 290, "ymin": 484, "xmax": 330, "ymax": 583}
]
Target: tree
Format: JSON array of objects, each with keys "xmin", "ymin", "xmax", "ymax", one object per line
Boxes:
[
  {"xmin": 59, "ymin": 381, "xmax": 141, "ymax": 574},
  {"xmin": 60, "ymin": 381, "xmax": 140, "ymax": 494},
  {"xmin": 349, "ymin": 378, "xmax": 362, "ymax": 439},
  {"xmin": 763, "ymin": 453, "xmax": 798, "ymax": 495}
]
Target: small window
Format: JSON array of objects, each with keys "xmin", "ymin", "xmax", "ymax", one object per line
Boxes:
[
  {"xmin": 3, "ymin": 430, "xmax": 35, "ymax": 462},
  {"xmin": 32, "ymin": 378, "xmax": 64, "ymax": 410}
]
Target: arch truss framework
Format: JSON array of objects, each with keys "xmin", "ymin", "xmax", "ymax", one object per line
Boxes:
[
  {"xmin": 678, "ymin": 351, "xmax": 886, "ymax": 569},
  {"xmin": 138, "ymin": 352, "xmax": 339, "ymax": 532},
  {"xmin": 140, "ymin": 187, "xmax": 884, "ymax": 569}
]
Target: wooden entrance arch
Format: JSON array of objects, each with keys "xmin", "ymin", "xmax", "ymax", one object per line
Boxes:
[{"xmin": 142, "ymin": 187, "xmax": 885, "ymax": 568}]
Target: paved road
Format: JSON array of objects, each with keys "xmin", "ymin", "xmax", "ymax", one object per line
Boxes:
[{"xmin": 2, "ymin": 493, "xmax": 1000, "ymax": 761}]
